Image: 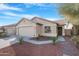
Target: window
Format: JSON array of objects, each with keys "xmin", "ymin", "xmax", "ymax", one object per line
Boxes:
[{"xmin": 44, "ymin": 26, "xmax": 51, "ymax": 33}]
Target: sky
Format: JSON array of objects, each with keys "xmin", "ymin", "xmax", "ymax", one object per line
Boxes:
[{"xmin": 0, "ymin": 3, "xmax": 63, "ymax": 26}]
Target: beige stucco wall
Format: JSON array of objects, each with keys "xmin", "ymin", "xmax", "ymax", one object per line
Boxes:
[
  {"xmin": 16, "ymin": 19, "xmax": 37, "ymax": 37},
  {"xmin": 32, "ymin": 18, "xmax": 57, "ymax": 37},
  {"xmin": 16, "ymin": 19, "xmax": 36, "ymax": 27},
  {"xmin": 36, "ymin": 24, "xmax": 43, "ymax": 37},
  {"xmin": 64, "ymin": 23, "xmax": 73, "ymax": 29}
]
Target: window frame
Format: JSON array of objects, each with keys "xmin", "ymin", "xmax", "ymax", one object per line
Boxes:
[{"xmin": 44, "ymin": 26, "xmax": 51, "ymax": 33}]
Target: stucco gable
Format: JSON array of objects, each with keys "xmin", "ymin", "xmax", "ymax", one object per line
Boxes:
[{"xmin": 16, "ymin": 18, "xmax": 36, "ymax": 27}]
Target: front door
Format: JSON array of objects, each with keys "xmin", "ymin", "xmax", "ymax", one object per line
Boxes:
[{"xmin": 58, "ymin": 27, "xmax": 62, "ymax": 36}]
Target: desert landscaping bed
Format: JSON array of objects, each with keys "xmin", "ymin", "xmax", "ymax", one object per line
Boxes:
[
  {"xmin": 31, "ymin": 36, "xmax": 57, "ymax": 41},
  {"xmin": 0, "ymin": 42, "xmax": 62, "ymax": 56}
]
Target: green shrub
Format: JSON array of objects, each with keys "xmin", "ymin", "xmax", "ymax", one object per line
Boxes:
[
  {"xmin": 0, "ymin": 32, "xmax": 3, "ymax": 37},
  {"xmin": 71, "ymin": 36, "xmax": 79, "ymax": 45},
  {"xmin": 49, "ymin": 37, "xmax": 58, "ymax": 45},
  {"xmin": 19, "ymin": 37, "xmax": 23, "ymax": 45},
  {"xmin": 0, "ymin": 32, "xmax": 6, "ymax": 38}
]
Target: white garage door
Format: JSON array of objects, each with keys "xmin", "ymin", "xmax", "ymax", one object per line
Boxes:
[{"xmin": 18, "ymin": 26, "xmax": 35, "ymax": 37}]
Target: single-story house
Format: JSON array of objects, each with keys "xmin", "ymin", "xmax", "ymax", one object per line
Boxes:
[
  {"xmin": 0, "ymin": 17, "xmax": 74, "ymax": 37},
  {"xmin": 16, "ymin": 17, "xmax": 58, "ymax": 37},
  {"xmin": 3, "ymin": 24, "xmax": 16, "ymax": 36}
]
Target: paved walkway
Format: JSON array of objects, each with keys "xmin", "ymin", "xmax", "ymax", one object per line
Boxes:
[
  {"xmin": 23, "ymin": 36, "xmax": 65, "ymax": 45},
  {"xmin": 57, "ymin": 36, "xmax": 65, "ymax": 42},
  {"xmin": 59, "ymin": 36, "xmax": 79, "ymax": 56},
  {"xmin": 23, "ymin": 37, "xmax": 53, "ymax": 45}
]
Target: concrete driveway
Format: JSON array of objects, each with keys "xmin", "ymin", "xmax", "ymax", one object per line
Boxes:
[{"xmin": 0, "ymin": 36, "xmax": 18, "ymax": 49}]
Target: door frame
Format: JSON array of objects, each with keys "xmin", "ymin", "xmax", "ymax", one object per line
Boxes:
[{"xmin": 57, "ymin": 26, "xmax": 62, "ymax": 36}]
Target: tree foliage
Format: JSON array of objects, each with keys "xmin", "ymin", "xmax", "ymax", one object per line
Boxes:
[{"xmin": 59, "ymin": 3, "xmax": 79, "ymax": 25}]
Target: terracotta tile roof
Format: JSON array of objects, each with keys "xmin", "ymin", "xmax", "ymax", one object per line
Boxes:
[
  {"xmin": 3, "ymin": 24, "xmax": 16, "ymax": 27},
  {"xmin": 55, "ymin": 20, "xmax": 65, "ymax": 25},
  {"xmin": 31, "ymin": 17, "xmax": 58, "ymax": 24}
]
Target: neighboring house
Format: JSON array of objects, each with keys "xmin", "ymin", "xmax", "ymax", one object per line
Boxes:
[
  {"xmin": 0, "ymin": 17, "xmax": 74, "ymax": 37},
  {"xmin": 3, "ymin": 24, "xmax": 16, "ymax": 36},
  {"xmin": 0, "ymin": 27, "xmax": 4, "ymax": 33}
]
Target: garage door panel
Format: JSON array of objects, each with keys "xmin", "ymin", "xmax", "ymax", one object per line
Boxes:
[{"xmin": 18, "ymin": 26, "xmax": 35, "ymax": 37}]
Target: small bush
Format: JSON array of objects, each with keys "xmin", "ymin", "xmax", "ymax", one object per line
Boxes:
[
  {"xmin": 71, "ymin": 36, "xmax": 79, "ymax": 45},
  {"xmin": 19, "ymin": 37, "xmax": 23, "ymax": 45},
  {"xmin": 0, "ymin": 32, "xmax": 6, "ymax": 38},
  {"xmin": 49, "ymin": 37, "xmax": 58, "ymax": 45}
]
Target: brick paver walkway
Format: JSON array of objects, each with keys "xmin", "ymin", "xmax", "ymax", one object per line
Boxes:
[{"xmin": 60, "ymin": 37, "xmax": 79, "ymax": 56}]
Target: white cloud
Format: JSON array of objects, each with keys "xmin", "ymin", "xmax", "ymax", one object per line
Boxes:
[
  {"xmin": 0, "ymin": 4, "xmax": 22, "ymax": 11},
  {"xmin": 24, "ymin": 3, "xmax": 50, "ymax": 10},
  {"xmin": 0, "ymin": 23, "xmax": 4, "ymax": 26},
  {"xmin": 32, "ymin": 4, "xmax": 53, "ymax": 10},
  {"xmin": 3, "ymin": 12, "xmax": 17, "ymax": 16},
  {"xmin": 0, "ymin": 15, "xmax": 15, "ymax": 26},
  {"xmin": 0, "ymin": 10, "xmax": 61, "ymax": 21},
  {"xmin": 22, "ymin": 3, "xmax": 46, "ymax": 9},
  {"xmin": 0, "ymin": 16, "xmax": 12, "ymax": 19},
  {"xmin": 1, "ymin": 11, "xmax": 61, "ymax": 21},
  {"xmin": 0, "ymin": 11, "xmax": 40, "ymax": 19},
  {"xmin": 0, "ymin": 23, "xmax": 8, "ymax": 26},
  {"xmin": 30, "ymin": 3, "xmax": 46, "ymax": 7},
  {"xmin": 20, "ymin": 14, "xmax": 39, "ymax": 19},
  {"xmin": 45, "ymin": 18, "xmax": 61, "ymax": 21}
]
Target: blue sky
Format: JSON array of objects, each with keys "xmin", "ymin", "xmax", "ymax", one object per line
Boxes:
[{"xmin": 0, "ymin": 3, "xmax": 63, "ymax": 26}]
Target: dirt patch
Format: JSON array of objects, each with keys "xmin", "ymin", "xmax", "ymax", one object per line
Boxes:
[{"xmin": 0, "ymin": 42, "xmax": 62, "ymax": 56}]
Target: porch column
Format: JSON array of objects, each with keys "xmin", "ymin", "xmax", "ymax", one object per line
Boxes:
[{"xmin": 62, "ymin": 26, "xmax": 65, "ymax": 36}]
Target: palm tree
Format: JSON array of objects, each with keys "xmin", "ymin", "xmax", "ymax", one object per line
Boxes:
[{"xmin": 58, "ymin": 3, "xmax": 79, "ymax": 35}]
